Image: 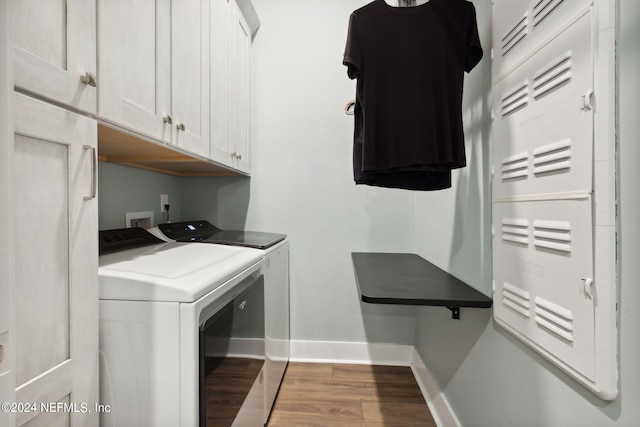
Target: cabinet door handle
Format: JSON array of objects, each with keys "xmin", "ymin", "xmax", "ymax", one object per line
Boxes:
[
  {"xmin": 582, "ymin": 277, "xmax": 594, "ymax": 298},
  {"xmin": 176, "ymin": 123, "xmax": 185, "ymax": 131},
  {"xmin": 83, "ymin": 144, "xmax": 97, "ymax": 200},
  {"xmin": 163, "ymin": 115, "xmax": 173, "ymax": 124},
  {"xmin": 238, "ymin": 300, "xmax": 247, "ymax": 310},
  {"xmin": 80, "ymin": 72, "xmax": 97, "ymax": 88},
  {"xmin": 581, "ymin": 89, "xmax": 594, "ymax": 112}
]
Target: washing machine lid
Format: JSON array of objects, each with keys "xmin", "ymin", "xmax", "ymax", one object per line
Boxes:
[
  {"xmin": 157, "ymin": 220, "xmax": 286, "ymax": 249},
  {"xmin": 99, "ymin": 241, "xmax": 262, "ymax": 302}
]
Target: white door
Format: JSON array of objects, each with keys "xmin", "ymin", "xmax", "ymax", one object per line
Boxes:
[
  {"xmin": 13, "ymin": 93, "xmax": 98, "ymax": 426},
  {"xmin": 0, "ymin": 3, "xmax": 15, "ymax": 424},
  {"xmin": 97, "ymin": 0, "xmax": 172, "ymax": 142},
  {"xmin": 492, "ymin": 0, "xmax": 617, "ymax": 399},
  {"xmin": 13, "ymin": 0, "xmax": 97, "ymax": 114},
  {"xmin": 230, "ymin": 1, "xmax": 251, "ymax": 173},
  {"xmin": 492, "ymin": 12, "xmax": 596, "ymax": 379},
  {"xmin": 171, "ymin": 0, "xmax": 210, "ymax": 158}
]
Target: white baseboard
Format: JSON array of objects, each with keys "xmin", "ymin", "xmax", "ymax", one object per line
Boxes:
[
  {"xmin": 288, "ymin": 340, "xmax": 459, "ymax": 427},
  {"xmin": 289, "ymin": 339, "xmax": 414, "ymax": 366},
  {"xmin": 411, "ymin": 348, "xmax": 461, "ymax": 427}
]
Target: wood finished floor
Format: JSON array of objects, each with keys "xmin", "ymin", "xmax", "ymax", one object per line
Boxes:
[{"xmin": 267, "ymin": 363, "xmax": 436, "ymax": 427}]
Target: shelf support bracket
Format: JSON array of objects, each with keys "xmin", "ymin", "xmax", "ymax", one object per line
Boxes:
[{"xmin": 446, "ymin": 306, "xmax": 461, "ymax": 320}]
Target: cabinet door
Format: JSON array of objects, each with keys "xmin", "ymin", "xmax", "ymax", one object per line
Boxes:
[
  {"xmin": 97, "ymin": 0, "xmax": 172, "ymax": 142},
  {"xmin": 13, "ymin": 93, "xmax": 98, "ymax": 426},
  {"xmin": 171, "ymin": 0, "xmax": 210, "ymax": 158},
  {"xmin": 210, "ymin": 0, "xmax": 233, "ymax": 167},
  {"xmin": 230, "ymin": 1, "xmax": 252, "ymax": 173},
  {"xmin": 493, "ymin": 199, "xmax": 595, "ymax": 379},
  {"xmin": 0, "ymin": 4, "xmax": 14, "ymax": 424},
  {"xmin": 13, "ymin": 0, "xmax": 97, "ymax": 114}
]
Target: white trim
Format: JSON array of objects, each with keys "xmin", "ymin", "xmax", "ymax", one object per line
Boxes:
[
  {"xmin": 289, "ymin": 340, "xmax": 413, "ymax": 366},
  {"xmin": 411, "ymin": 348, "xmax": 461, "ymax": 427}
]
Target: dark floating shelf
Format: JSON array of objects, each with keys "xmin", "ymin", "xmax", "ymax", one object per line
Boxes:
[{"xmin": 351, "ymin": 252, "xmax": 492, "ymax": 319}]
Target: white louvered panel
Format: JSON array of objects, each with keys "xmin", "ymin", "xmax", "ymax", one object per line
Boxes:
[
  {"xmin": 492, "ymin": 11, "xmax": 592, "ymax": 200},
  {"xmin": 503, "ymin": 282, "xmax": 532, "ymax": 318},
  {"xmin": 493, "ymin": 0, "xmax": 590, "ymax": 80},
  {"xmin": 533, "ymin": 0, "xmax": 566, "ymax": 27},
  {"xmin": 501, "ymin": 81, "xmax": 529, "ymax": 117},
  {"xmin": 534, "ymin": 296, "xmax": 575, "ymax": 342},
  {"xmin": 501, "ymin": 14, "xmax": 528, "ymax": 56},
  {"xmin": 533, "ymin": 138, "xmax": 572, "ymax": 175},
  {"xmin": 532, "ymin": 51, "xmax": 573, "ymax": 99},
  {"xmin": 533, "ymin": 220, "xmax": 572, "ymax": 253},
  {"xmin": 493, "ymin": 0, "xmax": 618, "ymax": 401},
  {"xmin": 492, "ymin": 200, "xmax": 595, "ymax": 380},
  {"xmin": 501, "ymin": 151, "xmax": 529, "ymax": 181},
  {"xmin": 501, "ymin": 218, "xmax": 529, "ymax": 245}
]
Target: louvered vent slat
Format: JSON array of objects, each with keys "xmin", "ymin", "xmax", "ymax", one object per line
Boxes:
[
  {"xmin": 533, "ymin": 52, "xmax": 573, "ymax": 99},
  {"xmin": 535, "ymin": 296, "xmax": 575, "ymax": 342},
  {"xmin": 501, "ymin": 151, "xmax": 529, "ymax": 180},
  {"xmin": 533, "ymin": 0, "xmax": 566, "ymax": 27},
  {"xmin": 501, "ymin": 14, "xmax": 528, "ymax": 55},
  {"xmin": 501, "ymin": 81, "xmax": 529, "ymax": 116},
  {"xmin": 533, "ymin": 220, "xmax": 572, "ymax": 252},
  {"xmin": 503, "ymin": 282, "xmax": 531, "ymax": 317},
  {"xmin": 533, "ymin": 138, "xmax": 572, "ymax": 175},
  {"xmin": 501, "ymin": 218, "xmax": 529, "ymax": 245}
]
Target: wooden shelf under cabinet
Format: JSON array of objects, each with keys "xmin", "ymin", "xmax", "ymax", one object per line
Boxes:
[{"xmin": 98, "ymin": 124, "xmax": 243, "ymax": 177}]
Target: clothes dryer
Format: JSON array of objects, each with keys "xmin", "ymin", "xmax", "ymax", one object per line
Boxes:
[
  {"xmin": 149, "ymin": 220, "xmax": 290, "ymax": 423},
  {"xmin": 98, "ymin": 227, "xmax": 265, "ymax": 427}
]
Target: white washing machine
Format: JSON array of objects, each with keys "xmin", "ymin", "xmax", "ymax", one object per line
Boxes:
[
  {"xmin": 98, "ymin": 227, "xmax": 265, "ymax": 427},
  {"xmin": 148, "ymin": 220, "xmax": 290, "ymax": 424}
]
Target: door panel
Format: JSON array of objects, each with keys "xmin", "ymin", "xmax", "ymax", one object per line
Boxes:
[
  {"xmin": 97, "ymin": 0, "xmax": 172, "ymax": 142},
  {"xmin": 493, "ymin": 0, "xmax": 592, "ymax": 80},
  {"xmin": 13, "ymin": 93, "xmax": 98, "ymax": 426},
  {"xmin": 0, "ymin": 2, "xmax": 14, "ymax": 423},
  {"xmin": 230, "ymin": 3, "xmax": 251, "ymax": 173},
  {"xmin": 493, "ymin": 199, "xmax": 595, "ymax": 379},
  {"xmin": 171, "ymin": 0, "xmax": 210, "ymax": 157},
  {"xmin": 14, "ymin": 135, "xmax": 70, "ymax": 386},
  {"xmin": 210, "ymin": 0, "xmax": 233, "ymax": 166},
  {"xmin": 13, "ymin": 0, "xmax": 96, "ymax": 114},
  {"xmin": 493, "ymin": 11, "xmax": 593, "ymax": 200}
]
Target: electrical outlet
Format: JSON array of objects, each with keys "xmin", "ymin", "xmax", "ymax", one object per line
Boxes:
[{"xmin": 161, "ymin": 194, "xmax": 169, "ymax": 212}]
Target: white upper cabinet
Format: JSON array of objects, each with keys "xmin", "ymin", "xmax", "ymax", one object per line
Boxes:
[
  {"xmin": 230, "ymin": 1, "xmax": 252, "ymax": 173},
  {"xmin": 211, "ymin": 0, "xmax": 233, "ymax": 168},
  {"xmin": 171, "ymin": 0, "xmax": 210, "ymax": 158},
  {"xmin": 97, "ymin": 0, "xmax": 172, "ymax": 143},
  {"xmin": 98, "ymin": 0, "xmax": 210, "ymax": 158},
  {"xmin": 13, "ymin": 0, "xmax": 97, "ymax": 114},
  {"xmin": 211, "ymin": 0, "xmax": 253, "ymax": 174}
]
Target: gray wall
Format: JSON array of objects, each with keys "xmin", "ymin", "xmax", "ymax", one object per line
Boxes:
[
  {"xmin": 181, "ymin": 0, "xmax": 420, "ymax": 345},
  {"xmin": 98, "ymin": 162, "xmax": 182, "ymax": 230}
]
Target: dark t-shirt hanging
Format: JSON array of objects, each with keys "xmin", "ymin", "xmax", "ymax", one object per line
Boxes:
[{"xmin": 343, "ymin": 0, "xmax": 483, "ymax": 189}]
